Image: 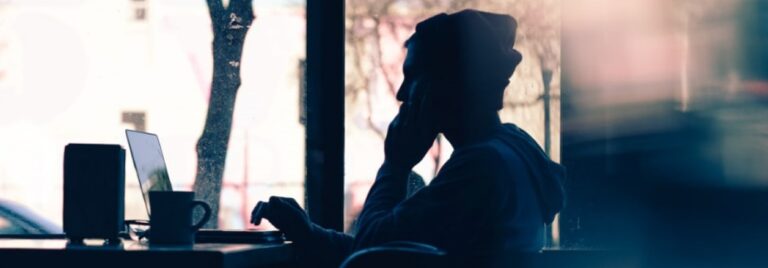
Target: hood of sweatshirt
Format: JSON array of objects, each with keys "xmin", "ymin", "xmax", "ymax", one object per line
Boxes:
[{"xmin": 496, "ymin": 123, "xmax": 566, "ymax": 224}]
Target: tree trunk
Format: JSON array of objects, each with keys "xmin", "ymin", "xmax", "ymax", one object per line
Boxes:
[{"xmin": 194, "ymin": 0, "xmax": 254, "ymax": 228}]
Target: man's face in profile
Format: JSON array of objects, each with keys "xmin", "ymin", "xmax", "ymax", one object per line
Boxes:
[
  {"xmin": 395, "ymin": 40, "xmax": 446, "ymax": 131},
  {"xmin": 397, "ymin": 41, "xmax": 421, "ymax": 105}
]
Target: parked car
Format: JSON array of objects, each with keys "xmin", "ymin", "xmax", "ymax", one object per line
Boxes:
[{"xmin": 0, "ymin": 199, "xmax": 62, "ymax": 235}]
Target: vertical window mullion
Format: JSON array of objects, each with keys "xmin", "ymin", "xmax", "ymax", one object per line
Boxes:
[{"xmin": 305, "ymin": 0, "xmax": 345, "ymax": 231}]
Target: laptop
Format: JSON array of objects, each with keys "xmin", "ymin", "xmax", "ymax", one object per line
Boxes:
[{"xmin": 125, "ymin": 129, "xmax": 283, "ymax": 243}]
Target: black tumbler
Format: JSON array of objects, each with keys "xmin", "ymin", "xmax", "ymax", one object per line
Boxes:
[{"xmin": 149, "ymin": 191, "xmax": 211, "ymax": 245}]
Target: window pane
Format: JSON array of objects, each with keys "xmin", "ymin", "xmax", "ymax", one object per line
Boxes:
[
  {"xmin": 560, "ymin": 0, "xmax": 768, "ymax": 251},
  {"xmin": 343, "ymin": 0, "xmax": 561, "ymax": 238},
  {"xmin": 0, "ymin": 0, "xmax": 306, "ymax": 230}
]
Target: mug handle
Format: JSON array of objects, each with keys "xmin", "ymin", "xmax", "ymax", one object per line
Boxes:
[{"xmin": 191, "ymin": 200, "xmax": 212, "ymax": 231}]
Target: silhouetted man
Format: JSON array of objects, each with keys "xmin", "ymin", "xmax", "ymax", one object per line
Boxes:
[{"xmin": 258, "ymin": 9, "xmax": 565, "ymax": 267}]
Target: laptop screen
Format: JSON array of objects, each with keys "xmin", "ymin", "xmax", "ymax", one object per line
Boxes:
[{"xmin": 125, "ymin": 130, "xmax": 173, "ymax": 216}]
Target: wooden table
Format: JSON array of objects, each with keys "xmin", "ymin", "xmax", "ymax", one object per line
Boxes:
[{"xmin": 0, "ymin": 238, "xmax": 294, "ymax": 268}]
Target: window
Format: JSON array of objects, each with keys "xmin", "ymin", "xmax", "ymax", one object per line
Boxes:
[
  {"xmin": 559, "ymin": 0, "xmax": 768, "ymax": 249},
  {"xmin": 0, "ymin": 0, "xmax": 306, "ymax": 230},
  {"xmin": 343, "ymin": 0, "xmax": 562, "ymax": 244}
]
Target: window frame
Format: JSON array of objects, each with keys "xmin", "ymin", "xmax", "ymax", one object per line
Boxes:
[{"xmin": 304, "ymin": 0, "xmax": 346, "ymax": 231}]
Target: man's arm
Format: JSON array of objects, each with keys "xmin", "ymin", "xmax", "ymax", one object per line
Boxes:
[
  {"xmin": 259, "ymin": 196, "xmax": 354, "ymax": 267},
  {"xmin": 352, "ymin": 164, "xmax": 418, "ymax": 249},
  {"xmin": 355, "ymin": 163, "xmax": 411, "ymax": 230},
  {"xmin": 303, "ymin": 225, "xmax": 355, "ymax": 267},
  {"xmin": 353, "ymin": 150, "xmax": 507, "ymax": 250}
]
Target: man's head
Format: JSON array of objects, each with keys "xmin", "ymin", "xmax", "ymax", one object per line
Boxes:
[{"xmin": 398, "ymin": 10, "xmax": 522, "ymax": 133}]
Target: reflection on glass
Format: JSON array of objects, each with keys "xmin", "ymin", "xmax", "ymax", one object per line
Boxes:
[{"xmin": 559, "ymin": 0, "xmax": 768, "ymax": 251}]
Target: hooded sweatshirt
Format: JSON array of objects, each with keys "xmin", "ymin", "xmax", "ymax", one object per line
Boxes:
[
  {"xmin": 354, "ymin": 123, "xmax": 566, "ymax": 254},
  {"xmin": 301, "ymin": 123, "xmax": 565, "ymax": 267}
]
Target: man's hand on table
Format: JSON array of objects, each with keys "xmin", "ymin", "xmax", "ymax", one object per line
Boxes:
[{"xmin": 251, "ymin": 196, "xmax": 314, "ymax": 243}]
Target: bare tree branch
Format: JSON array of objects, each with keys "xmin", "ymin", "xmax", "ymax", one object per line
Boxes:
[{"xmin": 206, "ymin": 0, "xmax": 225, "ymax": 29}]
